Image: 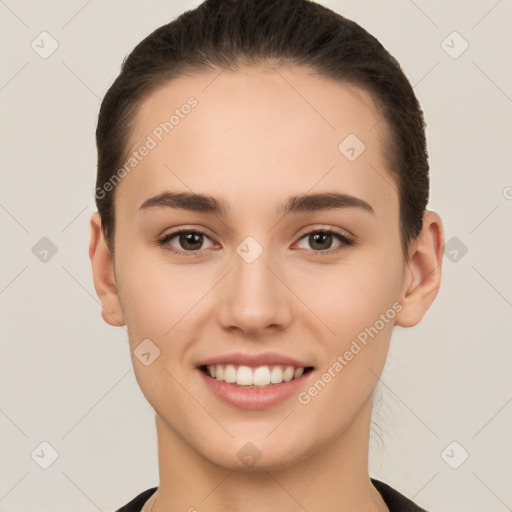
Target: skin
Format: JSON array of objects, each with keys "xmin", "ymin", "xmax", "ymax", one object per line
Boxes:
[{"xmin": 89, "ymin": 65, "xmax": 444, "ymax": 512}]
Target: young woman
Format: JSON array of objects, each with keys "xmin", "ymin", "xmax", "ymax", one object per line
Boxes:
[{"xmin": 89, "ymin": 0, "xmax": 444, "ymax": 510}]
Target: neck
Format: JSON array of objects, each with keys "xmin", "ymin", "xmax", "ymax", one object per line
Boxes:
[{"xmin": 152, "ymin": 399, "xmax": 388, "ymax": 512}]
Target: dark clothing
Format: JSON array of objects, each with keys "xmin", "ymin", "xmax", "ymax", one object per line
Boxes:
[{"xmin": 115, "ymin": 479, "xmax": 428, "ymax": 511}]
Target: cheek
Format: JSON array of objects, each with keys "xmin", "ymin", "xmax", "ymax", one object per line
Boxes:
[
  {"xmin": 116, "ymin": 264, "xmax": 168, "ymax": 338},
  {"xmin": 295, "ymin": 250, "xmax": 403, "ymax": 341},
  {"xmin": 294, "ymin": 259, "xmax": 402, "ymax": 434},
  {"xmin": 114, "ymin": 242, "xmax": 194, "ymax": 337}
]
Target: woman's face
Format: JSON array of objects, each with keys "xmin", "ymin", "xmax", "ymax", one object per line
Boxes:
[{"xmin": 104, "ymin": 66, "xmax": 412, "ymax": 469}]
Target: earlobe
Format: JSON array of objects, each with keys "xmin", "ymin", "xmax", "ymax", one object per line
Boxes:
[
  {"xmin": 89, "ymin": 212, "xmax": 126, "ymax": 327},
  {"xmin": 395, "ymin": 211, "xmax": 445, "ymax": 328}
]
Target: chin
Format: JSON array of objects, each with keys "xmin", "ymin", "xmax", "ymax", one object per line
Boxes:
[{"xmin": 197, "ymin": 435, "xmax": 314, "ymax": 473}]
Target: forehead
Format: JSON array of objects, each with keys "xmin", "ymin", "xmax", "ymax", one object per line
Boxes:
[{"xmin": 117, "ymin": 65, "xmax": 397, "ymax": 221}]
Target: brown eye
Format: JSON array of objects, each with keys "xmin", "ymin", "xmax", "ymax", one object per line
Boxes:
[
  {"xmin": 296, "ymin": 229, "xmax": 354, "ymax": 253},
  {"xmin": 178, "ymin": 232, "xmax": 204, "ymax": 251},
  {"xmin": 308, "ymin": 232, "xmax": 334, "ymax": 251},
  {"xmin": 158, "ymin": 229, "xmax": 216, "ymax": 254}
]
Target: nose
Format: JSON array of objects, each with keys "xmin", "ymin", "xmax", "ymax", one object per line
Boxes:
[{"xmin": 217, "ymin": 241, "xmax": 293, "ymax": 337}]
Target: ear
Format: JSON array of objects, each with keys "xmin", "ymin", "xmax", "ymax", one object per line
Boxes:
[
  {"xmin": 89, "ymin": 212, "xmax": 125, "ymax": 327},
  {"xmin": 395, "ymin": 210, "xmax": 445, "ymax": 328}
]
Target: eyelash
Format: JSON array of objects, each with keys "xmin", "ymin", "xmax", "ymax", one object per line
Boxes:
[{"xmin": 157, "ymin": 227, "xmax": 356, "ymax": 257}]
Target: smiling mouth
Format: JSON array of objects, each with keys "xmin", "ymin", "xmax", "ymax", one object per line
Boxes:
[{"xmin": 199, "ymin": 364, "xmax": 314, "ymax": 387}]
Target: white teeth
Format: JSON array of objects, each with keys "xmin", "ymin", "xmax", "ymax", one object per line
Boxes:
[
  {"xmin": 270, "ymin": 366, "xmax": 283, "ymax": 383},
  {"xmin": 253, "ymin": 366, "xmax": 271, "ymax": 386},
  {"xmin": 283, "ymin": 366, "xmax": 294, "ymax": 382},
  {"xmin": 224, "ymin": 364, "xmax": 236, "ymax": 383},
  {"xmin": 236, "ymin": 365, "xmax": 253, "ymax": 385},
  {"xmin": 206, "ymin": 364, "xmax": 307, "ymax": 387}
]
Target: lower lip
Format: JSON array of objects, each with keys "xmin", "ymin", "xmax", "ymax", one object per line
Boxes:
[{"xmin": 198, "ymin": 369, "xmax": 312, "ymax": 410}]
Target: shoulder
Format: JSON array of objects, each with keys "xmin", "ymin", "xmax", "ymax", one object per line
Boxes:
[
  {"xmin": 113, "ymin": 487, "xmax": 158, "ymax": 512},
  {"xmin": 371, "ymin": 479, "xmax": 429, "ymax": 512}
]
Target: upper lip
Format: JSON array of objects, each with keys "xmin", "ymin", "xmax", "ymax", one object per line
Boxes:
[{"xmin": 197, "ymin": 352, "xmax": 313, "ymax": 368}]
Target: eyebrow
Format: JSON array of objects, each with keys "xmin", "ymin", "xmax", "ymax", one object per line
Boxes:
[{"xmin": 138, "ymin": 191, "xmax": 375, "ymax": 217}]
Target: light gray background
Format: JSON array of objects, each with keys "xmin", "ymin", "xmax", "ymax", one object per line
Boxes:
[{"xmin": 1, "ymin": 1, "xmax": 511, "ymax": 511}]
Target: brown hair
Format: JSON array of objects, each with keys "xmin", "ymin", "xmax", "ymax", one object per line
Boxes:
[{"xmin": 95, "ymin": 0, "xmax": 429, "ymax": 259}]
